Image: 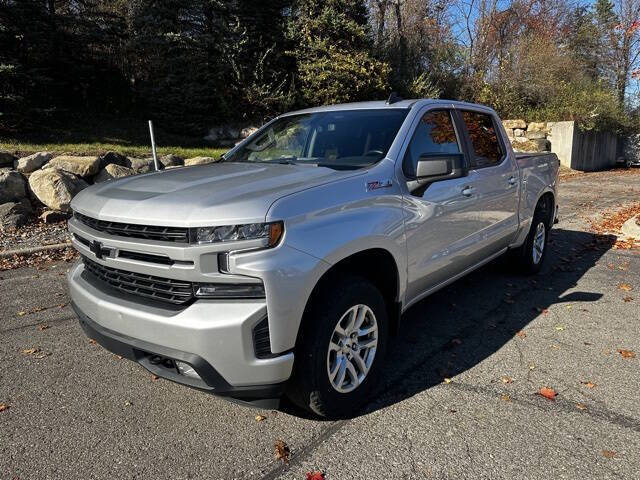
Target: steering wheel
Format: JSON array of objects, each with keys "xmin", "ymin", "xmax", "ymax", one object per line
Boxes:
[{"xmin": 364, "ymin": 150, "xmax": 384, "ymax": 157}]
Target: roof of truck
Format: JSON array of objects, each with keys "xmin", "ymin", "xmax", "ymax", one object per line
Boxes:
[{"xmin": 283, "ymin": 99, "xmax": 494, "ymax": 116}]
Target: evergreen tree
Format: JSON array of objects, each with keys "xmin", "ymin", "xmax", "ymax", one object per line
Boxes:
[{"xmin": 288, "ymin": 0, "xmax": 390, "ymax": 106}]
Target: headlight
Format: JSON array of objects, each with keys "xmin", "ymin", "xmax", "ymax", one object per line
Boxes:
[
  {"xmin": 194, "ymin": 282, "xmax": 265, "ymax": 298},
  {"xmin": 192, "ymin": 221, "xmax": 283, "ymax": 247}
]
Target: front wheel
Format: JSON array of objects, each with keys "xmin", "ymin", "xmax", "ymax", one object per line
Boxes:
[{"xmin": 287, "ymin": 275, "xmax": 389, "ymax": 418}]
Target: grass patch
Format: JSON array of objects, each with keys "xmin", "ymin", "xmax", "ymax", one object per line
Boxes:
[{"xmin": 0, "ymin": 140, "xmax": 228, "ymax": 159}]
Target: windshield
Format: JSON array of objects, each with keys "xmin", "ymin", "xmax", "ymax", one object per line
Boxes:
[{"xmin": 224, "ymin": 109, "xmax": 409, "ymax": 170}]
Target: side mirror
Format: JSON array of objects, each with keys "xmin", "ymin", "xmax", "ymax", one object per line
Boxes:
[{"xmin": 407, "ymin": 153, "xmax": 467, "ymax": 194}]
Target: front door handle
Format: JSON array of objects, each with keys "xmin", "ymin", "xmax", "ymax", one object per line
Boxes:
[
  {"xmin": 508, "ymin": 176, "xmax": 517, "ymax": 186},
  {"xmin": 462, "ymin": 186, "xmax": 475, "ymax": 197}
]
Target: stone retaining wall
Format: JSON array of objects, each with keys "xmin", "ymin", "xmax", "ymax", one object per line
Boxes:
[{"xmin": 501, "ymin": 119, "xmax": 553, "ymax": 153}]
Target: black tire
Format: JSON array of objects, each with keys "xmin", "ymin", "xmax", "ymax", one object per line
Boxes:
[
  {"xmin": 513, "ymin": 204, "xmax": 550, "ymax": 275},
  {"xmin": 287, "ymin": 275, "xmax": 389, "ymax": 419}
]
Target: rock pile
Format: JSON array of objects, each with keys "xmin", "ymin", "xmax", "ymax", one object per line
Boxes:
[{"xmin": 0, "ymin": 150, "xmax": 219, "ymax": 231}]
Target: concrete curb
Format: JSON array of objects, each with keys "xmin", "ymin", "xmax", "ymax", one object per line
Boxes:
[
  {"xmin": 621, "ymin": 215, "xmax": 640, "ymax": 241},
  {"xmin": 0, "ymin": 242, "xmax": 72, "ymax": 258}
]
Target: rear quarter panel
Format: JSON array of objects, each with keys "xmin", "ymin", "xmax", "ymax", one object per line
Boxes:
[{"xmin": 512, "ymin": 152, "xmax": 559, "ymax": 246}]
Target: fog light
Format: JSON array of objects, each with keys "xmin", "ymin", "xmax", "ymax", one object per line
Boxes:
[{"xmin": 175, "ymin": 360, "xmax": 201, "ymax": 380}]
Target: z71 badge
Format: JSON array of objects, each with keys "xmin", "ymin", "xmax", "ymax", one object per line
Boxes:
[{"xmin": 366, "ymin": 179, "xmax": 392, "ymax": 191}]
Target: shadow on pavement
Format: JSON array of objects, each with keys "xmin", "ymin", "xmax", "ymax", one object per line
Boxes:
[{"xmin": 282, "ymin": 228, "xmax": 616, "ymax": 419}]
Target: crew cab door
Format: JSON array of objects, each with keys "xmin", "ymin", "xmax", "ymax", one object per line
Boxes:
[
  {"xmin": 455, "ymin": 109, "xmax": 520, "ymax": 255},
  {"xmin": 401, "ymin": 108, "xmax": 486, "ymax": 304}
]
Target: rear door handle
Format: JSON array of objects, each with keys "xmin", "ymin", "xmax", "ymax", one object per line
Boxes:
[
  {"xmin": 508, "ymin": 176, "xmax": 517, "ymax": 186},
  {"xmin": 462, "ymin": 186, "xmax": 475, "ymax": 197}
]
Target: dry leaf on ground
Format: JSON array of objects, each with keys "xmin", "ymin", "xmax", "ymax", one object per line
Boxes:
[
  {"xmin": 22, "ymin": 348, "xmax": 41, "ymax": 355},
  {"xmin": 88, "ymin": 339, "xmax": 97, "ymax": 345},
  {"xmin": 274, "ymin": 439, "xmax": 290, "ymax": 463},
  {"xmin": 255, "ymin": 415, "xmax": 266, "ymax": 422},
  {"xmin": 581, "ymin": 381, "xmax": 596, "ymax": 389},
  {"xmin": 38, "ymin": 324, "xmax": 49, "ymax": 331},
  {"xmin": 501, "ymin": 394, "xmax": 511, "ymax": 402},
  {"xmin": 502, "ymin": 376, "xmax": 513, "ymax": 384},
  {"xmin": 306, "ymin": 472, "xmax": 325, "ymax": 480},
  {"xmin": 623, "ymin": 296, "xmax": 633, "ymax": 302},
  {"xmin": 516, "ymin": 330, "xmax": 527, "ymax": 339},
  {"xmin": 0, "ymin": 403, "xmax": 9, "ymax": 413},
  {"xmin": 617, "ymin": 349, "xmax": 636, "ymax": 358},
  {"xmin": 538, "ymin": 387, "xmax": 557, "ymax": 400},
  {"xmin": 151, "ymin": 375, "xmax": 159, "ymax": 381},
  {"xmin": 601, "ymin": 450, "xmax": 617, "ymax": 459},
  {"xmin": 576, "ymin": 403, "xmax": 587, "ymax": 411},
  {"xmin": 618, "ymin": 283, "xmax": 633, "ymax": 292}
]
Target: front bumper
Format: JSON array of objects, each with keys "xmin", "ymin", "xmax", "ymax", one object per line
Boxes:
[{"xmin": 69, "ymin": 262, "xmax": 294, "ymax": 405}]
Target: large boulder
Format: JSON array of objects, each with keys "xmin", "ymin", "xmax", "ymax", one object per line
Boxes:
[
  {"xmin": 94, "ymin": 164, "xmax": 135, "ymax": 183},
  {"xmin": 125, "ymin": 157, "xmax": 155, "ymax": 174},
  {"xmin": 0, "ymin": 151, "xmax": 17, "ymax": 168},
  {"xmin": 98, "ymin": 151, "xmax": 128, "ymax": 169},
  {"xmin": 160, "ymin": 154, "xmax": 183, "ymax": 168},
  {"xmin": 44, "ymin": 155, "xmax": 100, "ymax": 178},
  {"xmin": 0, "ymin": 198, "xmax": 33, "ymax": 230},
  {"xmin": 525, "ymin": 131, "xmax": 546, "ymax": 140},
  {"xmin": 14, "ymin": 152, "xmax": 53, "ymax": 173},
  {"xmin": 28, "ymin": 169, "xmax": 88, "ymax": 212},
  {"xmin": 240, "ymin": 126, "xmax": 259, "ymax": 138},
  {"xmin": 184, "ymin": 156, "xmax": 217, "ymax": 166},
  {"xmin": 0, "ymin": 169, "xmax": 27, "ymax": 203},
  {"xmin": 502, "ymin": 119, "xmax": 527, "ymax": 130},
  {"xmin": 527, "ymin": 122, "xmax": 547, "ymax": 133}
]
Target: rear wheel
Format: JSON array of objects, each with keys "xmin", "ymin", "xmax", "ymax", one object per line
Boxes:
[
  {"xmin": 513, "ymin": 203, "xmax": 550, "ymax": 275},
  {"xmin": 287, "ymin": 275, "xmax": 389, "ymax": 418}
]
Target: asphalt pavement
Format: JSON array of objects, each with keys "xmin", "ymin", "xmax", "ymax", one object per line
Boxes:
[{"xmin": 1, "ymin": 170, "xmax": 639, "ymax": 480}]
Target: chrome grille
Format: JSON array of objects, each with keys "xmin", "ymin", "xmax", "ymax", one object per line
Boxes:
[
  {"xmin": 75, "ymin": 212, "xmax": 189, "ymax": 243},
  {"xmin": 82, "ymin": 256, "xmax": 194, "ymax": 305}
]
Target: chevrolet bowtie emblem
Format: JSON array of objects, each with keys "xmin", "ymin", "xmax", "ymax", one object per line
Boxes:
[{"xmin": 90, "ymin": 240, "xmax": 112, "ymax": 260}]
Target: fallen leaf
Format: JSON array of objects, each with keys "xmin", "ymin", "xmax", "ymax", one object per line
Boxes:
[
  {"xmin": 618, "ymin": 283, "xmax": 633, "ymax": 292},
  {"xmin": 255, "ymin": 415, "xmax": 266, "ymax": 422},
  {"xmin": 566, "ymin": 305, "xmax": 572, "ymax": 310},
  {"xmin": 576, "ymin": 403, "xmax": 587, "ymax": 411},
  {"xmin": 17, "ymin": 311, "xmax": 26, "ymax": 316},
  {"xmin": 501, "ymin": 394, "xmax": 511, "ymax": 402},
  {"xmin": 502, "ymin": 376, "xmax": 513, "ymax": 384},
  {"xmin": 529, "ymin": 363, "xmax": 536, "ymax": 370},
  {"xmin": 623, "ymin": 296, "xmax": 633, "ymax": 302},
  {"xmin": 538, "ymin": 387, "xmax": 557, "ymax": 400},
  {"xmin": 305, "ymin": 472, "xmax": 325, "ymax": 480},
  {"xmin": 274, "ymin": 439, "xmax": 290, "ymax": 463},
  {"xmin": 581, "ymin": 381, "xmax": 597, "ymax": 389},
  {"xmin": 151, "ymin": 375, "xmax": 159, "ymax": 381},
  {"xmin": 0, "ymin": 403, "xmax": 9, "ymax": 413},
  {"xmin": 88, "ymin": 339, "xmax": 97, "ymax": 345},
  {"xmin": 22, "ymin": 348, "xmax": 41, "ymax": 355},
  {"xmin": 516, "ymin": 330, "xmax": 527, "ymax": 339},
  {"xmin": 124, "ymin": 401, "xmax": 132, "ymax": 406},
  {"xmin": 37, "ymin": 324, "xmax": 49, "ymax": 331},
  {"xmin": 443, "ymin": 377, "xmax": 453, "ymax": 384},
  {"xmin": 601, "ymin": 450, "xmax": 616, "ymax": 459},
  {"xmin": 555, "ymin": 325, "xmax": 565, "ymax": 331},
  {"xmin": 617, "ymin": 349, "xmax": 636, "ymax": 358}
]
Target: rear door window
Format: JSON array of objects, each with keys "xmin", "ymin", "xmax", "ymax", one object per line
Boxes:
[{"xmin": 461, "ymin": 111, "xmax": 503, "ymax": 168}]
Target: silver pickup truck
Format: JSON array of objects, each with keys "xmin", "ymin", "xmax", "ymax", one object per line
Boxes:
[{"xmin": 68, "ymin": 99, "xmax": 558, "ymax": 418}]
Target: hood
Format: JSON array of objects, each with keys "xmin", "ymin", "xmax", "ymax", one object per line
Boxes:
[{"xmin": 71, "ymin": 162, "xmax": 360, "ymax": 226}]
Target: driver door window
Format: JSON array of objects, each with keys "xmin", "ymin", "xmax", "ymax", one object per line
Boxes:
[{"xmin": 403, "ymin": 110, "xmax": 460, "ymax": 178}]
